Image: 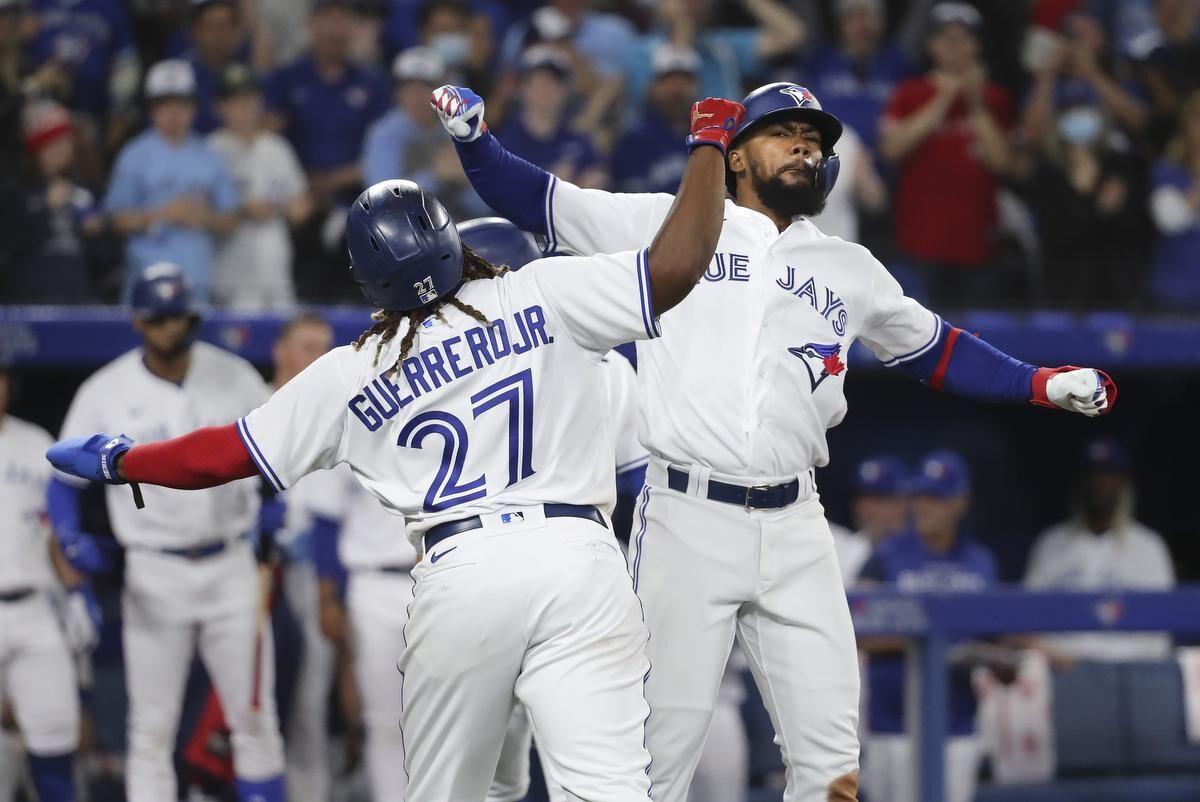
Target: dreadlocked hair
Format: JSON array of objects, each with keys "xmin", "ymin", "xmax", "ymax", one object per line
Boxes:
[{"xmin": 352, "ymin": 244, "xmax": 508, "ymax": 378}]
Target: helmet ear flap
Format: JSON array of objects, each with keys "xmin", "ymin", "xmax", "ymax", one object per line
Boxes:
[{"xmin": 815, "ymin": 151, "xmax": 840, "ymax": 199}]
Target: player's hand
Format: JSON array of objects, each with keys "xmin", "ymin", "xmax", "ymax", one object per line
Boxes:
[
  {"xmin": 1033, "ymin": 366, "xmax": 1117, "ymax": 416},
  {"xmin": 62, "ymin": 585, "xmax": 102, "ymax": 653},
  {"xmin": 46, "ymin": 433, "xmax": 134, "ymax": 484},
  {"xmin": 430, "ymin": 85, "xmax": 487, "ymax": 143},
  {"xmin": 685, "ymin": 97, "xmax": 746, "ymax": 154},
  {"xmin": 57, "ymin": 529, "xmax": 116, "ymax": 574}
]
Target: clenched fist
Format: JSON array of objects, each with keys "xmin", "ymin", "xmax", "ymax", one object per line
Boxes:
[
  {"xmin": 685, "ymin": 97, "xmax": 746, "ymax": 154},
  {"xmin": 430, "ymin": 85, "xmax": 487, "ymax": 143}
]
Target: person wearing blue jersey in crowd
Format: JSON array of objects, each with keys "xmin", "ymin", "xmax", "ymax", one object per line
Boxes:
[
  {"xmin": 25, "ymin": 0, "xmax": 139, "ymax": 139},
  {"xmin": 802, "ymin": 0, "xmax": 912, "ymax": 157},
  {"xmin": 104, "ymin": 60, "xmax": 240, "ymax": 302},
  {"xmin": 858, "ymin": 450, "xmax": 996, "ymax": 802},
  {"xmin": 610, "ymin": 43, "xmax": 699, "ymax": 195},
  {"xmin": 832, "ymin": 455, "xmax": 910, "ymax": 585},
  {"xmin": 183, "ymin": 0, "xmax": 248, "ymax": 135},
  {"xmin": 495, "ymin": 45, "xmax": 606, "ymax": 189},
  {"xmin": 1148, "ymin": 90, "xmax": 1200, "ymax": 309},
  {"xmin": 263, "ymin": 0, "xmax": 387, "ymax": 206}
]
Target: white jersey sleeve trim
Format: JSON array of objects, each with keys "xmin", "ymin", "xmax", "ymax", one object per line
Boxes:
[
  {"xmin": 637, "ymin": 248, "xmax": 661, "ymax": 340},
  {"xmin": 237, "ymin": 416, "xmax": 286, "ymax": 493},
  {"xmin": 543, "ymin": 175, "xmax": 560, "ymax": 255},
  {"xmin": 880, "ymin": 314, "xmax": 944, "ymax": 367}
]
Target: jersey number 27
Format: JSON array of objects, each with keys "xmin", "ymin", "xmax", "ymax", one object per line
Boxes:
[{"xmin": 397, "ymin": 369, "xmax": 535, "ymax": 512}]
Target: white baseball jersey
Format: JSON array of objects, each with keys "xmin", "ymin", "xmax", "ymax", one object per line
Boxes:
[
  {"xmin": 601, "ymin": 353, "xmax": 649, "ymax": 479},
  {"xmin": 238, "ymin": 249, "xmax": 658, "ymax": 547},
  {"xmin": 58, "ymin": 342, "xmax": 270, "ymax": 548},
  {"xmin": 0, "ymin": 416, "xmax": 56, "ymax": 592},
  {"xmin": 1024, "ymin": 518, "xmax": 1175, "ymax": 661},
  {"xmin": 540, "ymin": 179, "xmax": 941, "ymax": 479}
]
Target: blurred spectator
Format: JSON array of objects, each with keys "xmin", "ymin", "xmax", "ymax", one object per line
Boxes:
[
  {"xmin": 1020, "ymin": 11, "xmax": 1148, "ymax": 147},
  {"xmin": 264, "ymin": 0, "xmax": 387, "ymax": 207},
  {"xmin": 880, "ymin": 2, "xmax": 1014, "ymax": 307},
  {"xmin": 255, "ymin": 0, "xmax": 314, "ymax": 67},
  {"xmin": 25, "ymin": 0, "xmax": 139, "ymax": 148},
  {"xmin": 859, "ymin": 451, "xmax": 995, "ymax": 802},
  {"xmin": 0, "ymin": 0, "xmax": 33, "ymax": 175},
  {"xmin": 1022, "ymin": 101, "xmax": 1145, "ymax": 306},
  {"xmin": 1131, "ymin": 0, "xmax": 1200, "ymax": 147},
  {"xmin": 812, "ymin": 123, "xmax": 887, "ymax": 243},
  {"xmin": 1148, "ymin": 90, "xmax": 1200, "ymax": 309},
  {"xmin": 831, "ymin": 455, "xmax": 910, "ymax": 585},
  {"xmin": 494, "ymin": 45, "xmax": 605, "ymax": 188},
  {"xmin": 183, "ymin": 0, "xmax": 248, "ymax": 134},
  {"xmin": 385, "ymin": 0, "xmax": 508, "ymax": 77},
  {"xmin": 362, "ymin": 46, "xmax": 487, "ymax": 219},
  {"xmin": 1025, "ymin": 439, "xmax": 1176, "ymax": 661},
  {"xmin": 802, "ymin": 0, "xmax": 913, "ymax": 156},
  {"xmin": 609, "ymin": 43, "xmax": 697, "ymax": 194},
  {"xmin": 624, "ymin": 0, "xmax": 807, "ymax": 110},
  {"xmin": 0, "ymin": 99, "xmax": 103, "ymax": 302},
  {"xmin": 104, "ymin": 60, "xmax": 239, "ymax": 301},
  {"xmin": 208, "ymin": 65, "xmax": 311, "ymax": 309}
]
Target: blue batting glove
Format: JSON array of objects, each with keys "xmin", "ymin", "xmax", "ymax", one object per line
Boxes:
[
  {"xmin": 46, "ymin": 433, "xmax": 134, "ymax": 484},
  {"xmin": 430, "ymin": 84, "xmax": 487, "ymax": 142},
  {"xmin": 58, "ymin": 528, "xmax": 116, "ymax": 574}
]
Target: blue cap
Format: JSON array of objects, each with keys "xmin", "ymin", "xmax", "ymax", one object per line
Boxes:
[
  {"xmin": 731, "ymin": 82, "xmax": 843, "ymax": 152},
  {"xmin": 1082, "ymin": 439, "xmax": 1130, "ymax": 474},
  {"xmin": 910, "ymin": 450, "xmax": 971, "ymax": 498},
  {"xmin": 853, "ymin": 455, "xmax": 908, "ymax": 496},
  {"xmin": 130, "ymin": 263, "xmax": 197, "ymax": 317},
  {"xmin": 346, "ymin": 180, "xmax": 464, "ymax": 312},
  {"xmin": 457, "ymin": 217, "xmax": 541, "ymax": 271}
]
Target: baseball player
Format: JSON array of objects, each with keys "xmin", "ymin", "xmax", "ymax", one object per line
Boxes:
[
  {"xmin": 433, "ymin": 80, "xmax": 1118, "ymax": 801},
  {"xmin": 44, "ymin": 94, "xmax": 739, "ymax": 800},
  {"xmin": 45, "ymin": 263, "xmax": 287, "ymax": 802},
  {"xmin": 858, "ymin": 451, "xmax": 997, "ymax": 802},
  {"xmin": 0, "ymin": 363, "xmax": 99, "ymax": 802},
  {"xmin": 833, "ymin": 455, "xmax": 911, "ymax": 585}
]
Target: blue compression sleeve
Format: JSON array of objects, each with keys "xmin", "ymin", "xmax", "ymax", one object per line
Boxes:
[
  {"xmin": 311, "ymin": 515, "xmax": 347, "ymax": 595},
  {"xmin": 46, "ymin": 477, "xmax": 84, "ymax": 538},
  {"xmin": 455, "ymin": 132, "xmax": 552, "ymax": 234},
  {"xmin": 898, "ymin": 324, "xmax": 1036, "ymax": 403}
]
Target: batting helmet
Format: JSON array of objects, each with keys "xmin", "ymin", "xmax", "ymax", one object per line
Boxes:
[
  {"xmin": 346, "ymin": 180, "xmax": 463, "ymax": 312},
  {"xmin": 727, "ymin": 82, "xmax": 843, "ymax": 198},
  {"xmin": 130, "ymin": 263, "xmax": 198, "ymax": 318},
  {"xmin": 458, "ymin": 217, "xmax": 542, "ymax": 271}
]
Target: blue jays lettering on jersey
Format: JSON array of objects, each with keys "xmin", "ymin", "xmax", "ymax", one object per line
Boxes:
[
  {"xmin": 860, "ymin": 531, "xmax": 998, "ymax": 736},
  {"xmin": 27, "ymin": 0, "xmax": 135, "ymax": 118},
  {"xmin": 263, "ymin": 56, "xmax": 388, "ymax": 171}
]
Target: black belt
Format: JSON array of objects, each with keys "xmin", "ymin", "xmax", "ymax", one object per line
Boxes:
[
  {"xmin": 666, "ymin": 466, "xmax": 801, "ymax": 510},
  {"xmin": 424, "ymin": 504, "xmax": 606, "ymax": 552},
  {"xmin": 376, "ymin": 565, "xmax": 413, "ymax": 574},
  {"xmin": 148, "ymin": 535, "xmax": 244, "ymax": 560},
  {"xmin": 0, "ymin": 588, "xmax": 35, "ymax": 603}
]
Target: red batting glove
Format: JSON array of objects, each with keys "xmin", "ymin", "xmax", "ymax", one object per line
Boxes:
[{"xmin": 686, "ymin": 98, "xmax": 746, "ymax": 154}]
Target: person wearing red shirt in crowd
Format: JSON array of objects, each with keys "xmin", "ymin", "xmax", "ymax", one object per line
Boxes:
[{"xmin": 880, "ymin": 2, "xmax": 1014, "ymax": 307}]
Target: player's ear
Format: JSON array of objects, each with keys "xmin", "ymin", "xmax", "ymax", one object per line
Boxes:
[{"xmin": 727, "ymin": 146, "xmax": 745, "ymax": 176}]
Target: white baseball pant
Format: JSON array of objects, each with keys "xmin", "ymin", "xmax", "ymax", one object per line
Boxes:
[
  {"xmin": 121, "ymin": 542, "xmax": 284, "ymax": 802},
  {"xmin": 631, "ymin": 461, "xmax": 861, "ymax": 802},
  {"xmin": 688, "ymin": 662, "xmax": 749, "ymax": 802},
  {"xmin": 0, "ymin": 594, "xmax": 80, "ymax": 756},
  {"xmin": 398, "ymin": 509, "xmax": 653, "ymax": 801},
  {"xmin": 860, "ymin": 733, "xmax": 980, "ymax": 802},
  {"xmin": 283, "ymin": 560, "xmax": 336, "ymax": 802}
]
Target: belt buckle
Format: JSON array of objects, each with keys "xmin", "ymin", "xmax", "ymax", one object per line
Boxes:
[{"xmin": 744, "ymin": 484, "xmax": 771, "ymax": 510}]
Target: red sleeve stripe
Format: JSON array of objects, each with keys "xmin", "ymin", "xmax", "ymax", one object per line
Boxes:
[{"xmin": 930, "ymin": 327, "xmax": 963, "ymax": 391}]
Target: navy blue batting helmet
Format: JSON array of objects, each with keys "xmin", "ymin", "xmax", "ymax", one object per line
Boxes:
[
  {"xmin": 728, "ymin": 82, "xmax": 843, "ymax": 198},
  {"xmin": 130, "ymin": 262, "xmax": 197, "ymax": 317},
  {"xmin": 346, "ymin": 180, "xmax": 463, "ymax": 312},
  {"xmin": 458, "ymin": 217, "xmax": 542, "ymax": 271}
]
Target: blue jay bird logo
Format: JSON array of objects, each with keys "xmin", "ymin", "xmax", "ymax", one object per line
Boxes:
[{"xmin": 788, "ymin": 342, "xmax": 846, "ymax": 391}]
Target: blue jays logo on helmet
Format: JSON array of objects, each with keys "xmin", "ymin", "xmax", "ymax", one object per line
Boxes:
[
  {"xmin": 728, "ymin": 82, "xmax": 844, "ymax": 199},
  {"xmin": 131, "ymin": 262, "xmax": 197, "ymax": 318},
  {"xmin": 788, "ymin": 342, "xmax": 846, "ymax": 391},
  {"xmin": 458, "ymin": 217, "xmax": 542, "ymax": 271},
  {"xmin": 346, "ymin": 180, "xmax": 464, "ymax": 312}
]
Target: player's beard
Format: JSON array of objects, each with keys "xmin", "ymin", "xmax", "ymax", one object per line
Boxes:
[{"xmin": 749, "ymin": 159, "xmax": 827, "ymax": 220}]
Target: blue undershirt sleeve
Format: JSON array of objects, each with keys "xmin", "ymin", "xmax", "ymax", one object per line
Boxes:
[
  {"xmin": 455, "ymin": 132, "xmax": 552, "ymax": 234},
  {"xmin": 46, "ymin": 477, "xmax": 84, "ymax": 540},
  {"xmin": 311, "ymin": 515, "xmax": 347, "ymax": 596},
  {"xmin": 896, "ymin": 325, "xmax": 1037, "ymax": 403}
]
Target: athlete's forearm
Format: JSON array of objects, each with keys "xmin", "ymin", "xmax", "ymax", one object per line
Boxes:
[
  {"xmin": 455, "ymin": 132, "xmax": 552, "ymax": 234},
  {"xmin": 899, "ymin": 324, "xmax": 1036, "ymax": 403},
  {"xmin": 117, "ymin": 424, "xmax": 258, "ymax": 489}
]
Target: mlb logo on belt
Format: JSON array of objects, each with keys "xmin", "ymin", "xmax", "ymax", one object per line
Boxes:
[{"xmin": 501, "ymin": 511, "xmax": 525, "ymax": 524}]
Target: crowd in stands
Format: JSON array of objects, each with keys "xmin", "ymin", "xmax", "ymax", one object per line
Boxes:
[{"xmin": 1, "ymin": 0, "xmax": 1199, "ymax": 310}]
